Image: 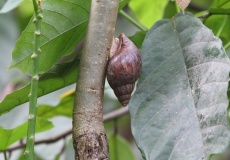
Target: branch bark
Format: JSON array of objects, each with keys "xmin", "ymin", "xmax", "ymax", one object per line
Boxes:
[{"xmin": 72, "ymin": 0, "xmax": 119, "ymax": 160}]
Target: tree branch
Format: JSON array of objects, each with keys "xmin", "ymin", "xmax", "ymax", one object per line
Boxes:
[
  {"xmin": 72, "ymin": 0, "xmax": 119, "ymax": 159},
  {"xmin": 5, "ymin": 107, "xmax": 129, "ymax": 152}
]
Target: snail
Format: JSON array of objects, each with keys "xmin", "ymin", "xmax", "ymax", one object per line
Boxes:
[{"xmin": 107, "ymin": 33, "xmax": 142, "ymax": 106}]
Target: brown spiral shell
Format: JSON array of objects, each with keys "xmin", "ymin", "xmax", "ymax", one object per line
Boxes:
[{"xmin": 107, "ymin": 33, "xmax": 142, "ymax": 106}]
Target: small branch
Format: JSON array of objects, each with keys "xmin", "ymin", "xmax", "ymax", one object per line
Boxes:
[
  {"xmin": 103, "ymin": 107, "xmax": 128, "ymax": 121},
  {"xmin": 5, "ymin": 107, "xmax": 129, "ymax": 152},
  {"xmin": 119, "ymin": 10, "xmax": 147, "ymax": 31},
  {"xmin": 24, "ymin": 0, "xmax": 43, "ymax": 159}
]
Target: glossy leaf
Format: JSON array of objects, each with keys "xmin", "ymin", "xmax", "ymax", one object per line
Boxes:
[
  {"xmin": 0, "ymin": 58, "xmax": 80, "ymax": 115},
  {"xmin": 129, "ymin": 13, "xmax": 230, "ymax": 160},
  {"xmin": 0, "ymin": 117, "xmax": 53, "ymax": 150},
  {"xmin": 9, "ymin": 0, "xmax": 90, "ymax": 75},
  {"xmin": 129, "ymin": 0, "xmax": 169, "ymax": 28},
  {"xmin": 0, "ymin": 0, "xmax": 23, "ymax": 13},
  {"xmin": 108, "ymin": 134, "xmax": 135, "ymax": 160}
]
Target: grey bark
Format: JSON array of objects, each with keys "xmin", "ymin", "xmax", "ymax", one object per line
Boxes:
[{"xmin": 72, "ymin": 0, "xmax": 119, "ymax": 160}]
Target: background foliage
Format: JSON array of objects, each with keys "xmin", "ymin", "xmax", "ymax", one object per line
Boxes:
[{"xmin": 0, "ymin": 0, "xmax": 230, "ymax": 159}]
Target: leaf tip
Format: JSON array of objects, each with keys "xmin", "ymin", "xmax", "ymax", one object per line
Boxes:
[{"xmin": 176, "ymin": 0, "xmax": 191, "ymax": 13}]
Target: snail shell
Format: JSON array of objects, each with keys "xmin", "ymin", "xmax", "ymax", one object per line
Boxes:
[{"xmin": 107, "ymin": 33, "xmax": 142, "ymax": 106}]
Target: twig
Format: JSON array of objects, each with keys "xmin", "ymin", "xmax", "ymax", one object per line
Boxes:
[
  {"xmin": 24, "ymin": 0, "xmax": 43, "ymax": 159},
  {"xmin": 6, "ymin": 107, "xmax": 129, "ymax": 152}
]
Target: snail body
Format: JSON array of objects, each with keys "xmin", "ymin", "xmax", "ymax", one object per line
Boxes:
[{"xmin": 107, "ymin": 33, "xmax": 142, "ymax": 106}]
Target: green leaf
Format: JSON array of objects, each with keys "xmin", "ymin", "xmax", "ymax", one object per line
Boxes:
[
  {"xmin": 37, "ymin": 93, "xmax": 74, "ymax": 118},
  {"xmin": 0, "ymin": 117, "xmax": 53, "ymax": 150},
  {"xmin": 129, "ymin": 31, "xmax": 146, "ymax": 49},
  {"xmin": 0, "ymin": 58, "xmax": 80, "ymax": 116},
  {"xmin": 9, "ymin": 0, "xmax": 90, "ymax": 75},
  {"xmin": 163, "ymin": 1, "xmax": 178, "ymax": 19},
  {"xmin": 0, "ymin": 0, "xmax": 23, "ymax": 14},
  {"xmin": 205, "ymin": 15, "xmax": 230, "ymax": 47},
  {"xmin": 211, "ymin": 0, "xmax": 230, "ymax": 8},
  {"xmin": 108, "ymin": 134, "xmax": 135, "ymax": 160},
  {"xmin": 209, "ymin": 8, "xmax": 230, "ymax": 14},
  {"xmin": 129, "ymin": 12, "xmax": 230, "ymax": 160},
  {"xmin": 129, "ymin": 0, "xmax": 169, "ymax": 29},
  {"xmin": 0, "ymin": 0, "xmax": 129, "ymax": 115}
]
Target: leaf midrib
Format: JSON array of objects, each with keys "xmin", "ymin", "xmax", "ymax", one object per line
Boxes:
[{"xmin": 171, "ymin": 16, "xmax": 205, "ymax": 154}]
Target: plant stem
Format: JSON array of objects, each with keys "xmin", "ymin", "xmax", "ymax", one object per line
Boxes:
[
  {"xmin": 195, "ymin": 10, "xmax": 210, "ymax": 18},
  {"xmin": 24, "ymin": 0, "xmax": 42, "ymax": 159},
  {"xmin": 72, "ymin": 0, "xmax": 119, "ymax": 159},
  {"xmin": 3, "ymin": 151, "xmax": 7, "ymax": 160},
  {"xmin": 119, "ymin": 10, "xmax": 147, "ymax": 31}
]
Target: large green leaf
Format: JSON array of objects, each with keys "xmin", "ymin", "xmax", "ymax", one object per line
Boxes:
[
  {"xmin": 0, "ymin": 58, "xmax": 80, "ymax": 115},
  {"xmin": 129, "ymin": 12, "xmax": 230, "ymax": 160},
  {"xmin": 0, "ymin": 117, "xmax": 53, "ymax": 150},
  {"xmin": 129, "ymin": 0, "xmax": 170, "ymax": 29},
  {"xmin": 108, "ymin": 134, "xmax": 135, "ymax": 160},
  {"xmin": 9, "ymin": 0, "xmax": 90, "ymax": 75}
]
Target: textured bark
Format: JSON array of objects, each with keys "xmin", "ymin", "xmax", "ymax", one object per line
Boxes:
[{"xmin": 72, "ymin": 0, "xmax": 119, "ymax": 160}]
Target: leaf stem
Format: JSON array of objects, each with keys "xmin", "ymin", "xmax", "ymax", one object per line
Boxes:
[
  {"xmin": 195, "ymin": 10, "xmax": 210, "ymax": 18},
  {"xmin": 119, "ymin": 10, "xmax": 147, "ymax": 31},
  {"xmin": 3, "ymin": 151, "xmax": 7, "ymax": 160},
  {"xmin": 24, "ymin": 0, "xmax": 42, "ymax": 159}
]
